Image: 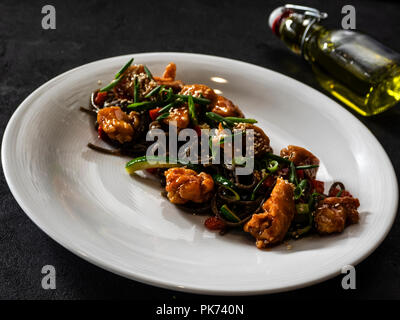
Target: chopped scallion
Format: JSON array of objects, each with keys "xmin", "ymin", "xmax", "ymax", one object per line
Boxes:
[
  {"xmin": 155, "ymin": 112, "xmax": 170, "ymax": 121},
  {"xmin": 267, "ymin": 160, "xmax": 279, "ymax": 173},
  {"xmin": 188, "ymin": 95, "xmax": 198, "ymax": 125},
  {"xmin": 224, "ymin": 117, "xmax": 257, "ymax": 124},
  {"xmin": 127, "ymin": 101, "xmax": 161, "ymax": 111},
  {"xmin": 294, "ymin": 179, "xmax": 308, "ymax": 200},
  {"xmin": 143, "ymin": 65, "xmax": 153, "ymax": 80},
  {"xmin": 115, "ymin": 58, "xmax": 134, "ymax": 79},
  {"xmin": 220, "ymin": 204, "xmax": 241, "ymax": 222},
  {"xmin": 145, "ymin": 85, "xmax": 163, "ymax": 98},
  {"xmin": 250, "ymin": 175, "xmax": 268, "ymax": 200},
  {"xmin": 99, "ymin": 77, "xmax": 123, "ymax": 92},
  {"xmin": 289, "ymin": 161, "xmax": 298, "ymax": 186},
  {"xmin": 175, "ymin": 94, "xmax": 211, "ymax": 105},
  {"xmin": 296, "ymin": 164, "xmax": 319, "ymax": 170},
  {"xmin": 296, "ymin": 203, "xmax": 309, "ymax": 214}
]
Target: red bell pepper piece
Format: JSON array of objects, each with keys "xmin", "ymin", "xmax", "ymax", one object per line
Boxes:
[
  {"xmin": 94, "ymin": 91, "xmax": 107, "ymax": 106},
  {"xmin": 204, "ymin": 217, "xmax": 225, "ymax": 230},
  {"xmin": 149, "ymin": 108, "xmax": 161, "ymax": 121}
]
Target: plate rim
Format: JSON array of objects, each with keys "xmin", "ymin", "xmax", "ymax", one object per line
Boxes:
[{"xmin": 2, "ymin": 52, "xmax": 398, "ymax": 295}]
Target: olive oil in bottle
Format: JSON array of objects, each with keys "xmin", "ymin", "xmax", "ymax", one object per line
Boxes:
[{"xmin": 269, "ymin": 4, "xmax": 400, "ymax": 116}]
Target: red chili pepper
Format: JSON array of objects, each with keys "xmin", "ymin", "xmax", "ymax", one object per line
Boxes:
[
  {"xmin": 204, "ymin": 217, "xmax": 225, "ymax": 230},
  {"xmin": 149, "ymin": 108, "xmax": 161, "ymax": 121},
  {"xmin": 296, "ymin": 169, "xmax": 304, "ymax": 180},
  {"xmin": 311, "ymin": 179, "xmax": 325, "ymax": 194},
  {"xmin": 97, "ymin": 126, "xmax": 104, "ymax": 139},
  {"xmin": 94, "ymin": 91, "xmax": 107, "ymax": 106}
]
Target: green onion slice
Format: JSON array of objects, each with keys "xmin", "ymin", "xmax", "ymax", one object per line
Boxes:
[
  {"xmin": 209, "ymin": 136, "xmax": 217, "ymax": 159},
  {"xmin": 307, "ymin": 192, "xmax": 325, "ymax": 211},
  {"xmin": 250, "ymin": 175, "xmax": 268, "ymax": 200},
  {"xmin": 188, "ymin": 95, "xmax": 198, "ymax": 126},
  {"xmin": 296, "ymin": 203, "xmax": 309, "ymax": 214},
  {"xmin": 145, "ymin": 85, "xmax": 163, "ymax": 98},
  {"xmin": 219, "ymin": 131, "xmax": 244, "ymax": 145},
  {"xmin": 289, "ymin": 161, "xmax": 298, "ymax": 186},
  {"xmin": 143, "ymin": 65, "xmax": 153, "ymax": 80},
  {"xmin": 224, "ymin": 117, "xmax": 257, "ymax": 124},
  {"xmin": 100, "ymin": 58, "xmax": 134, "ymax": 92},
  {"xmin": 115, "ymin": 58, "xmax": 134, "ymax": 79},
  {"xmin": 213, "ymin": 175, "xmax": 236, "ymax": 189},
  {"xmin": 127, "ymin": 101, "xmax": 162, "ymax": 111},
  {"xmin": 296, "ymin": 164, "xmax": 319, "ymax": 170},
  {"xmin": 205, "ymin": 112, "xmax": 257, "ymax": 127},
  {"xmin": 265, "ymin": 152, "xmax": 291, "ymax": 164},
  {"xmin": 220, "ymin": 204, "xmax": 241, "ymax": 222},
  {"xmin": 158, "ymin": 99, "xmax": 183, "ymax": 114},
  {"xmin": 159, "ymin": 87, "xmax": 174, "ymax": 102},
  {"xmin": 125, "ymin": 156, "xmax": 181, "ymax": 174},
  {"xmin": 267, "ymin": 160, "xmax": 279, "ymax": 173},
  {"xmin": 155, "ymin": 112, "xmax": 170, "ymax": 121},
  {"xmin": 223, "ymin": 186, "xmax": 240, "ymax": 201},
  {"xmin": 212, "ymin": 174, "xmax": 241, "ymax": 201},
  {"xmin": 233, "ymin": 156, "xmax": 248, "ymax": 166},
  {"xmin": 205, "ymin": 112, "xmax": 232, "ymax": 127},
  {"xmin": 294, "ymin": 179, "xmax": 308, "ymax": 200},
  {"xmin": 99, "ymin": 77, "xmax": 123, "ymax": 92},
  {"xmin": 175, "ymin": 94, "xmax": 211, "ymax": 105}
]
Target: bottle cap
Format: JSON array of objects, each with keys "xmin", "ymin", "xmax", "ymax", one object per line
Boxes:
[
  {"xmin": 268, "ymin": 6, "xmax": 285, "ymax": 29},
  {"xmin": 268, "ymin": 6, "xmax": 292, "ymax": 36},
  {"xmin": 269, "ymin": 5, "xmax": 328, "ymax": 37}
]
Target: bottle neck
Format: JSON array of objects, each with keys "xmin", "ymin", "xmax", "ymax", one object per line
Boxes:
[{"xmin": 276, "ymin": 12, "xmax": 325, "ymax": 59}]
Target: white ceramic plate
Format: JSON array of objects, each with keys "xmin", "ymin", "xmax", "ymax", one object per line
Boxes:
[{"xmin": 2, "ymin": 53, "xmax": 398, "ymax": 295}]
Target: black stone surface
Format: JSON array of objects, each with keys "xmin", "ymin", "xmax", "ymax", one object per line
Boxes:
[{"xmin": 0, "ymin": 0, "xmax": 399, "ymax": 300}]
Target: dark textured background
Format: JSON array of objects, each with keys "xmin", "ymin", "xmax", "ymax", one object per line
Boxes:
[{"xmin": 0, "ymin": 0, "xmax": 399, "ymax": 300}]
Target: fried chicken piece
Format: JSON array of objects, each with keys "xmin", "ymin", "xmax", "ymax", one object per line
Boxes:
[
  {"xmin": 163, "ymin": 106, "xmax": 190, "ymax": 129},
  {"xmin": 154, "ymin": 62, "xmax": 183, "ymax": 91},
  {"xmin": 164, "ymin": 168, "xmax": 214, "ymax": 204},
  {"xmin": 113, "ymin": 64, "xmax": 158, "ymax": 99},
  {"xmin": 179, "ymin": 84, "xmax": 218, "ymax": 102},
  {"xmin": 234, "ymin": 123, "xmax": 273, "ymax": 156},
  {"xmin": 97, "ymin": 106, "xmax": 140, "ymax": 143},
  {"xmin": 154, "ymin": 79, "xmax": 183, "ymax": 91},
  {"xmin": 314, "ymin": 197, "xmax": 360, "ymax": 234},
  {"xmin": 244, "ymin": 178, "xmax": 295, "ymax": 248},
  {"xmin": 280, "ymin": 145, "xmax": 320, "ymax": 179},
  {"xmin": 161, "ymin": 62, "xmax": 176, "ymax": 80},
  {"xmin": 179, "ymin": 84, "xmax": 244, "ymax": 118},
  {"xmin": 211, "ymin": 95, "xmax": 244, "ymax": 118}
]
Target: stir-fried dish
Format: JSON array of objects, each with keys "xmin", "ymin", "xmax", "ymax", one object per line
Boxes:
[{"xmin": 81, "ymin": 58, "xmax": 361, "ymax": 249}]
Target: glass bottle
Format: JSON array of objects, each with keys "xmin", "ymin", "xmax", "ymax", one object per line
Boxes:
[{"xmin": 269, "ymin": 4, "xmax": 400, "ymax": 116}]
